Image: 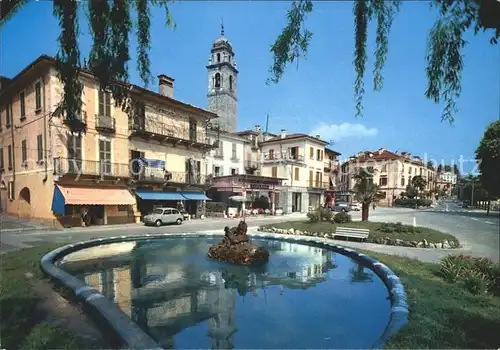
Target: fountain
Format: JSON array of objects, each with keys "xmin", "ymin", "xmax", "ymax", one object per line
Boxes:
[{"xmin": 207, "ymin": 220, "xmax": 270, "ymax": 266}]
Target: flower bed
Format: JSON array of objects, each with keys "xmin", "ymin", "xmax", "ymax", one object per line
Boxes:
[{"xmin": 258, "ymin": 220, "xmax": 460, "ymax": 249}]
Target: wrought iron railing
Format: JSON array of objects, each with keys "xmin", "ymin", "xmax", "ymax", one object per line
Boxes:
[
  {"xmin": 263, "ymin": 152, "xmax": 305, "ymax": 162},
  {"xmin": 96, "ymin": 115, "xmax": 116, "ymax": 131},
  {"xmin": 54, "ymin": 157, "xmax": 130, "ymax": 178}
]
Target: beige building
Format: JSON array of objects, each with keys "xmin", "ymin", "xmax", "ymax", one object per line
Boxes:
[
  {"xmin": 338, "ymin": 149, "xmax": 436, "ymax": 206},
  {"xmin": 259, "ymin": 130, "xmax": 340, "ymax": 213},
  {"xmin": 0, "ymin": 55, "xmax": 216, "ymax": 227}
]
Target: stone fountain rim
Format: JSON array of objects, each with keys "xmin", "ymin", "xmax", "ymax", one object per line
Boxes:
[{"xmin": 40, "ymin": 231, "xmax": 409, "ymax": 349}]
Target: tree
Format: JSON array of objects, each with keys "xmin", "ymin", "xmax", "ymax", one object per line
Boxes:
[
  {"xmin": 426, "ymin": 160, "xmax": 435, "ymax": 169},
  {"xmin": 475, "ymin": 120, "xmax": 500, "ymax": 214},
  {"xmin": 1, "ymin": 0, "xmax": 176, "ymax": 134},
  {"xmin": 405, "ymin": 185, "xmax": 418, "ymax": 199},
  {"xmin": 444, "ymin": 165, "xmax": 452, "ymax": 172},
  {"xmin": 352, "ymin": 167, "xmax": 384, "ymax": 221},
  {"xmin": 268, "ymin": 0, "xmax": 500, "ymax": 122},
  {"xmin": 437, "ymin": 164, "xmax": 443, "ymax": 173}
]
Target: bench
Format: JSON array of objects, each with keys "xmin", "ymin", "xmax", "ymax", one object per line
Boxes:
[{"xmin": 334, "ymin": 227, "xmax": 370, "ymax": 241}]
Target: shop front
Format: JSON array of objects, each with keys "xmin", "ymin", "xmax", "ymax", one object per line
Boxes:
[
  {"xmin": 208, "ymin": 175, "xmax": 284, "ymax": 214},
  {"xmin": 51, "ymin": 184, "xmax": 137, "ymax": 227}
]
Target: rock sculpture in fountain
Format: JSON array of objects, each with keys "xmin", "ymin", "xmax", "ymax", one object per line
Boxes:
[{"xmin": 207, "ymin": 220, "xmax": 270, "ymax": 266}]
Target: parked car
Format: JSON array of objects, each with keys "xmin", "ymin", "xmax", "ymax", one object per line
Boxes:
[
  {"xmin": 330, "ymin": 202, "xmax": 352, "ymax": 213},
  {"xmin": 143, "ymin": 207, "xmax": 183, "ymax": 226},
  {"xmin": 349, "ymin": 202, "xmax": 362, "ymax": 211}
]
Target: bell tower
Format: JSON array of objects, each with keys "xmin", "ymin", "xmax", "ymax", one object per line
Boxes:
[{"xmin": 207, "ymin": 23, "xmax": 238, "ymax": 133}]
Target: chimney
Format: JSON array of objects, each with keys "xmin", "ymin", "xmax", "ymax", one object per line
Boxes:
[
  {"xmin": 158, "ymin": 74, "xmax": 174, "ymax": 98},
  {"xmin": 315, "ymin": 134, "xmax": 320, "ymax": 139},
  {"xmin": 280, "ymin": 129, "xmax": 286, "ymax": 139},
  {"xmin": 255, "ymin": 124, "xmax": 261, "ymax": 132}
]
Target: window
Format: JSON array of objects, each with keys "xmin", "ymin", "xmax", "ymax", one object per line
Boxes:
[
  {"xmin": 215, "ymin": 73, "xmax": 221, "ymax": 88},
  {"xmin": 290, "ymin": 146, "xmax": 299, "ymax": 159},
  {"xmin": 408, "ymin": 166, "xmax": 412, "ymax": 174},
  {"xmin": 229, "ymin": 75, "xmax": 233, "ymax": 91},
  {"xmin": 163, "ymin": 209, "xmax": 172, "ymax": 215},
  {"xmin": 67, "ymin": 135, "xmax": 82, "ymax": 173},
  {"xmin": 315, "ymin": 171, "xmax": 322, "ymax": 186},
  {"xmin": 381, "ymin": 164, "xmax": 387, "ymax": 172},
  {"xmin": 37, "ymin": 134, "xmax": 43, "ymax": 162},
  {"xmin": 268, "ymin": 149, "xmax": 274, "ymax": 160},
  {"xmin": 309, "ymin": 147, "xmax": 314, "ymax": 159},
  {"xmin": 213, "ymin": 166, "xmax": 221, "ymax": 176},
  {"xmin": 419, "ymin": 168, "xmax": 422, "ymax": 175},
  {"xmin": 0, "ymin": 147, "xmax": 3, "ymax": 170},
  {"xmin": 401, "ymin": 177, "xmax": 405, "ymax": 186},
  {"xmin": 231, "ymin": 168, "xmax": 238, "ymax": 175},
  {"xmin": 98, "ymin": 90, "xmax": 111, "ymax": 117},
  {"xmin": 8, "ymin": 181, "xmax": 14, "ymax": 200},
  {"xmin": 99, "ymin": 139, "xmax": 112, "ymax": 174},
  {"xmin": 7, "ymin": 145, "xmax": 12, "ymax": 169},
  {"xmin": 6, "ymin": 103, "xmax": 11, "ymax": 127},
  {"xmin": 309, "ymin": 170, "xmax": 313, "ymax": 186},
  {"xmin": 379, "ymin": 177, "xmax": 388, "ymax": 186},
  {"xmin": 294, "ymin": 167, "xmax": 300, "ymax": 181},
  {"xmin": 271, "ymin": 167, "xmax": 278, "ymax": 178},
  {"xmin": 316, "ymin": 149, "xmax": 321, "ymax": 161},
  {"xmin": 215, "ymin": 140, "xmax": 223, "ymax": 158},
  {"xmin": 231, "ymin": 143, "xmax": 237, "ymax": 160},
  {"xmin": 118, "ymin": 205, "xmax": 128, "ymax": 212},
  {"xmin": 217, "ymin": 53, "xmax": 221, "ymax": 63},
  {"xmin": 189, "ymin": 119, "xmax": 197, "ymax": 142},
  {"xmin": 35, "ymin": 81, "xmax": 42, "ymax": 112},
  {"xmin": 21, "ymin": 139, "xmax": 27, "ymax": 166},
  {"xmin": 19, "ymin": 91, "xmax": 26, "ymax": 120}
]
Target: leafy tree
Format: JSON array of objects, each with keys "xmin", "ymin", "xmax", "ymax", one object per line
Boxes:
[
  {"xmin": 412, "ymin": 175, "xmax": 427, "ymax": 193},
  {"xmin": 437, "ymin": 164, "xmax": 443, "ymax": 173},
  {"xmin": 444, "ymin": 164, "xmax": 452, "ymax": 172},
  {"xmin": 475, "ymin": 120, "xmax": 500, "ymax": 214},
  {"xmin": 268, "ymin": 0, "xmax": 500, "ymax": 122},
  {"xmin": 426, "ymin": 160, "xmax": 435, "ymax": 169},
  {"xmin": 352, "ymin": 167, "xmax": 384, "ymax": 221},
  {"xmin": 405, "ymin": 185, "xmax": 418, "ymax": 199}
]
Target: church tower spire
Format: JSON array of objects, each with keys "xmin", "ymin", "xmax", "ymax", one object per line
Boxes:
[{"xmin": 206, "ymin": 24, "xmax": 238, "ymax": 133}]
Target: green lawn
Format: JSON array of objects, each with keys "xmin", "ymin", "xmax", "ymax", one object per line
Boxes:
[
  {"xmin": 0, "ymin": 245, "xmax": 106, "ymax": 350},
  {"xmin": 364, "ymin": 250, "xmax": 500, "ymax": 349},
  {"xmin": 2, "ymin": 243, "xmax": 499, "ymax": 349},
  {"xmin": 262, "ymin": 220, "xmax": 460, "ymax": 247}
]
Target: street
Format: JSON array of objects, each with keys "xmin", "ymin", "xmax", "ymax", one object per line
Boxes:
[{"xmin": 1, "ymin": 203, "xmax": 498, "ymax": 261}]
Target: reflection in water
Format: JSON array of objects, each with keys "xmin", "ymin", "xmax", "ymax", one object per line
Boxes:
[{"xmin": 63, "ymin": 238, "xmax": 390, "ymax": 349}]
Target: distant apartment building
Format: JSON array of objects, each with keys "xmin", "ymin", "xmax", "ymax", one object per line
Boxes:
[
  {"xmin": 435, "ymin": 171, "xmax": 457, "ymax": 196},
  {"xmin": 0, "ymin": 55, "xmax": 216, "ymax": 227},
  {"xmin": 338, "ymin": 149, "xmax": 436, "ymax": 206},
  {"xmin": 259, "ymin": 130, "xmax": 340, "ymax": 213}
]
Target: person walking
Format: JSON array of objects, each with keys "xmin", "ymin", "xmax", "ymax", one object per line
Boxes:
[{"xmin": 372, "ymin": 202, "xmax": 376, "ymax": 211}]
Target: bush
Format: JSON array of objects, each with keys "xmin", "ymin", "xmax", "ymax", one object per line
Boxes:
[
  {"xmin": 437, "ymin": 254, "xmax": 500, "ymax": 295},
  {"xmin": 333, "ymin": 212, "xmax": 352, "ymax": 224},
  {"xmin": 320, "ymin": 207, "xmax": 333, "ymax": 221},
  {"xmin": 205, "ymin": 201, "xmax": 227, "ymax": 213},
  {"xmin": 307, "ymin": 210, "xmax": 320, "ymax": 222},
  {"xmin": 378, "ymin": 222, "xmax": 420, "ymax": 234}
]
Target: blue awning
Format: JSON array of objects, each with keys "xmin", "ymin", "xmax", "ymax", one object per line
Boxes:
[
  {"xmin": 51, "ymin": 185, "xmax": 66, "ymax": 216},
  {"xmin": 135, "ymin": 190, "xmax": 185, "ymax": 201},
  {"xmin": 180, "ymin": 192, "xmax": 212, "ymax": 201}
]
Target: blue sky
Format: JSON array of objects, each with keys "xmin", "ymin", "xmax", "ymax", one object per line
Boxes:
[{"xmin": 1, "ymin": 1, "xmax": 498, "ymax": 173}]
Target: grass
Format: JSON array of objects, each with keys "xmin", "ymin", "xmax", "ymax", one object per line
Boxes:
[
  {"xmin": 262, "ymin": 220, "xmax": 460, "ymax": 246},
  {"xmin": 0, "ymin": 244, "xmax": 106, "ymax": 350},
  {"xmin": 361, "ymin": 250, "xmax": 500, "ymax": 349}
]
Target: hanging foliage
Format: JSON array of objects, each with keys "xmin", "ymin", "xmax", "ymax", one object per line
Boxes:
[
  {"xmin": 52, "ymin": 0, "xmax": 85, "ymax": 134},
  {"xmin": 269, "ymin": 0, "xmax": 499, "ymax": 122}
]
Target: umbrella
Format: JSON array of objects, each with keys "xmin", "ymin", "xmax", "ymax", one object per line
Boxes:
[{"xmin": 229, "ymin": 195, "xmax": 247, "ymax": 202}]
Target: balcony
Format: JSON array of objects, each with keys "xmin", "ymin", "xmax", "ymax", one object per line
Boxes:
[
  {"xmin": 263, "ymin": 152, "xmax": 305, "ymax": 165},
  {"xmin": 214, "ymin": 152, "xmax": 224, "ymax": 160},
  {"xmin": 62, "ymin": 111, "xmax": 88, "ymax": 129},
  {"xmin": 324, "ymin": 160, "xmax": 339, "ymax": 172},
  {"xmin": 129, "ymin": 116, "xmax": 215, "ymax": 151},
  {"xmin": 95, "ymin": 115, "xmax": 116, "ymax": 133},
  {"xmin": 308, "ymin": 181, "xmax": 328, "ymax": 189},
  {"xmin": 133, "ymin": 168, "xmax": 208, "ymax": 186},
  {"xmin": 54, "ymin": 157, "xmax": 131, "ymax": 178}
]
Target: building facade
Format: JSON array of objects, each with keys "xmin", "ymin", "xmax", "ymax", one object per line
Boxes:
[
  {"xmin": 0, "ymin": 55, "xmax": 216, "ymax": 227},
  {"xmin": 338, "ymin": 149, "xmax": 436, "ymax": 206},
  {"xmin": 205, "ymin": 129, "xmax": 247, "ymax": 178},
  {"xmin": 206, "ymin": 24, "xmax": 238, "ymax": 133},
  {"xmin": 259, "ymin": 130, "xmax": 335, "ymax": 213}
]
